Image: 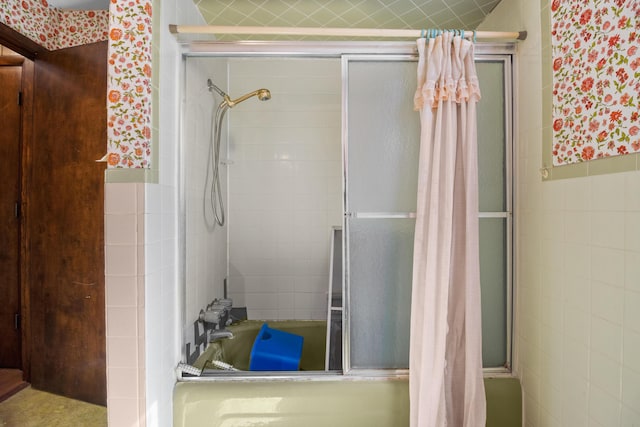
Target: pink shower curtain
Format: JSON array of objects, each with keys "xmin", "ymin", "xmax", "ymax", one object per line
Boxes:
[{"xmin": 410, "ymin": 32, "xmax": 486, "ymax": 427}]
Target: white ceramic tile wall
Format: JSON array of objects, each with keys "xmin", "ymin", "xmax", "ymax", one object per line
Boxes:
[
  {"xmin": 482, "ymin": 0, "xmax": 640, "ymax": 425},
  {"xmin": 182, "ymin": 57, "xmax": 228, "ymax": 355},
  {"xmin": 226, "ymin": 58, "xmax": 342, "ymax": 320},
  {"xmin": 105, "ymin": 182, "xmax": 146, "ymax": 427}
]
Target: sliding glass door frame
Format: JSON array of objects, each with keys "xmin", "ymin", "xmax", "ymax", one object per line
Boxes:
[{"xmin": 341, "ymin": 52, "xmax": 514, "ymax": 377}]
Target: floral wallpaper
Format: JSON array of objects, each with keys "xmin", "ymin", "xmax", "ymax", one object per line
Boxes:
[
  {"xmin": 106, "ymin": 0, "xmax": 152, "ymax": 169},
  {"xmin": 551, "ymin": 0, "xmax": 640, "ymax": 166},
  {"xmin": 0, "ymin": 0, "xmax": 108, "ymax": 51}
]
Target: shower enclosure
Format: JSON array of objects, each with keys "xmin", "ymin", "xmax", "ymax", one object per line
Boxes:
[{"xmin": 179, "ymin": 42, "xmax": 513, "ymax": 374}]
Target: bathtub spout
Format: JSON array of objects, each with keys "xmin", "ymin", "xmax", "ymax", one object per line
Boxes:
[{"xmin": 210, "ymin": 330, "xmax": 234, "ymax": 342}]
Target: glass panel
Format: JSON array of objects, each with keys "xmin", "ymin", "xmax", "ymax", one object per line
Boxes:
[
  {"xmin": 346, "ymin": 57, "xmax": 510, "ymax": 371},
  {"xmin": 347, "ymin": 60, "xmax": 420, "ymax": 213},
  {"xmin": 479, "ymin": 217, "xmax": 507, "ymax": 367},
  {"xmin": 348, "ymin": 218, "xmax": 414, "ymax": 369},
  {"xmin": 476, "ymin": 61, "xmax": 506, "ymax": 212}
]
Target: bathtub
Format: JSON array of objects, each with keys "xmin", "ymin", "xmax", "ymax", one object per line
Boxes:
[
  {"xmin": 174, "ymin": 377, "xmax": 521, "ymax": 426},
  {"xmin": 178, "ymin": 320, "xmax": 521, "ymax": 426},
  {"xmin": 193, "ymin": 320, "xmax": 328, "ymax": 372}
]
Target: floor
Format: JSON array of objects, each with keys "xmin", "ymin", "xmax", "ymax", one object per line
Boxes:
[
  {"xmin": 0, "ymin": 385, "xmax": 107, "ymax": 427},
  {"xmin": 0, "ymin": 370, "xmax": 28, "ymax": 403}
]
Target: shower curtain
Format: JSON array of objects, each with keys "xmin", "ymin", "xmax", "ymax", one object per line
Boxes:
[{"xmin": 410, "ymin": 32, "xmax": 486, "ymax": 427}]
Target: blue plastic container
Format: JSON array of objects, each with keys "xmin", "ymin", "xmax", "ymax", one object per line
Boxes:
[{"xmin": 249, "ymin": 323, "xmax": 304, "ymax": 371}]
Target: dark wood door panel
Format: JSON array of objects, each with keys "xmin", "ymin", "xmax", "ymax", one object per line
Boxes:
[
  {"xmin": 0, "ymin": 65, "xmax": 22, "ymax": 369},
  {"xmin": 27, "ymin": 41, "xmax": 107, "ymax": 406}
]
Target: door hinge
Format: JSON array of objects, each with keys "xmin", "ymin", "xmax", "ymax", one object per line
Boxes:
[
  {"xmin": 18, "ymin": 91, "xmax": 22, "ymax": 106},
  {"xmin": 15, "ymin": 313, "xmax": 21, "ymax": 330},
  {"xmin": 15, "ymin": 201, "xmax": 21, "ymax": 218}
]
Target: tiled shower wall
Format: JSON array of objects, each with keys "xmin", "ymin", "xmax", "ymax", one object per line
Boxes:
[
  {"xmin": 481, "ymin": 0, "xmax": 640, "ymax": 425},
  {"xmin": 183, "ymin": 58, "xmax": 228, "ymax": 355},
  {"xmin": 226, "ymin": 58, "xmax": 343, "ymax": 320}
]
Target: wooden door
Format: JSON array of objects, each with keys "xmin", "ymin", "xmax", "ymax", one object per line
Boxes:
[
  {"xmin": 27, "ymin": 42, "xmax": 107, "ymax": 406},
  {"xmin": 0, "ymin": 65, "xmax": 22, "ymax": 369}
]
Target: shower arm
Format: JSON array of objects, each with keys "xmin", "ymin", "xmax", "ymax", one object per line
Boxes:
[
  {"xmin": 207, "ymin": 80, "xmax": 270, "ymax": 108},
  {"xmin": 207, "ymin": 79, "xmax": 227, "ymax": 98}
]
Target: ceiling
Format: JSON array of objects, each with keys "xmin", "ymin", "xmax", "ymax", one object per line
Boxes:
[
  {"xmin": 194, "ymin": 0, "xmax": 503, "ymax": 40},
  {"xmin": 45, "ymin": 0, "xmax": 503, "ymax": 39}
]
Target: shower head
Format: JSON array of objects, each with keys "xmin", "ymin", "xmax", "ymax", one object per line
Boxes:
[
  {"xmin": 226, "ymin": 88, "xmax": 271, "ymax": 107},
  {"xmin": 256, "ymin": 89, "xmax": 271, "ymax": 101}
]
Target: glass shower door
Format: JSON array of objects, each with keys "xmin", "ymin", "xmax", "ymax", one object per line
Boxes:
[
  {"xmin": 344, "ymin": 57, "xmax": 420, "ymax": 370},
  {"xmin": 343, "ymin": 54, "xmax": 513, "ymax": 372}
]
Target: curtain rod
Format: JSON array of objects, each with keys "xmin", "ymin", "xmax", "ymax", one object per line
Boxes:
[{"xmin": 169, "ymin": 25, "xmax": 527, "ymax": 41}]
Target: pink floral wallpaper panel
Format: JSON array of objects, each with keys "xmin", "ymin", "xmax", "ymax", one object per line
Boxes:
[
  {"xmin": 551, "ymin": 0, "xmax": 640, "ymax": 166},
  {"xmin": 106, "ymin": 0, "xmax": 152, "ymax": 169},
  {"xmin": 0, "ymin": 0, "xmax": 108, "ymax": 50},
  {"xmin": 53, "ymin": 8, "xmax": 109, "ymax": 49}
]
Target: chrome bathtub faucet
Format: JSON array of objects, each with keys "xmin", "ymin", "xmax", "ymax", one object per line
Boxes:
[{"xmin": 209, "ymin": 329, "xmax": 234, "ymax": 342}]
